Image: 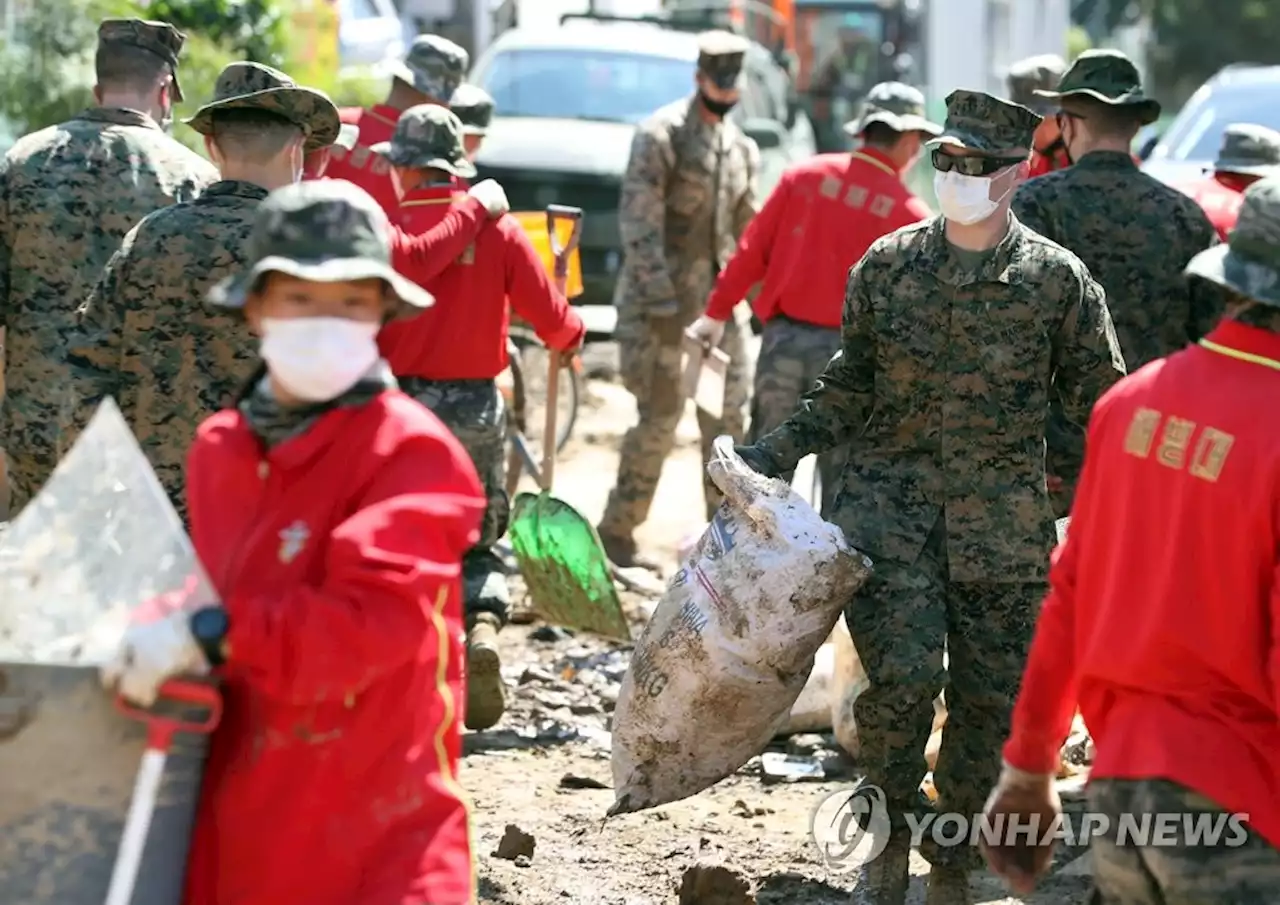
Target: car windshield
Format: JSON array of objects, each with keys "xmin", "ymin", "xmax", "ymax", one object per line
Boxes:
[
  {"xmin": 1152, "ymin": 80, "xmax": 1280, "ymax": 162},
  {"xmin": 475, "ymin": 48, "xmax": 695, "ymax": 124}
]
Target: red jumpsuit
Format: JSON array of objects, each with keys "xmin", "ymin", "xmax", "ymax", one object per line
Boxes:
[
  {"xmin": 1028, "ymin": 144, "xmax": 1071, "ymax": 179},
  {"xmin": 1003, "ymin": 319, "xmax": 1280, "ymax": 849},
  {"xmin": 325, "ymin": 105, "xmax": 403, "ymax": 215},
  {"xmin": 183, "ymin": 391, "xmax": 485, "ymax": 905},
  {"xmin": 378, "ymin": 186, "xmax": 585, "ymax": 379},
  {"xmin": 1176, "ymin": 172, "xmax": 1254, "ymax": 241}
]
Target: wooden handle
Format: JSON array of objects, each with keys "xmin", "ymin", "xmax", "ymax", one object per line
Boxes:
[{"xmin": 542, "ymin": 354, "xmax": 560, "ymax": 488}]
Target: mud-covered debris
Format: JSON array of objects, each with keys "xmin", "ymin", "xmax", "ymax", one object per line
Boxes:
[
  {"xmin": 677, "ymin": 860, "xmax": 756, "ymax": 905},
  {"xmin": 759, "ymin": 752, "xmax": 825, "ymax": 784},
  {"xmin": 784, "ymin": 733, "xmax": 825, "ymax": 756},
  {"xmin": 519, "ymin": 665, "xmax": 557, "ymax": 685},
  {"xmin": 560, "ymin": 773, "xmax": 610, "ymax": 790},
  {"xmin": 493, "ymin": 824, "xmax": 536, "ymax": 861},
  {"xmin": 513, "ymin": 854, "xmax": 532, "ymax": 868},
  {"xmin": 530, "ymin": 625, "xmax": 574, "ymax": 643}
]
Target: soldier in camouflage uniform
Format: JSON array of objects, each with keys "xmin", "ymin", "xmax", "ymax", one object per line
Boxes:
[
  {"xmin": 1012, "ymin": 49, "xmax": 1223, "ymax": 514},
  {"xmin": 0, "ymin": 18, "xmax": 216, "ymax": 514},
  {"xmin": 448, "ymin": 83, "xmax": 494, "ymax": 162},
  {"xmin": 597, "ymin": 31, "xmax": 760, "ymax": 571},
  {"xmin": 736, "ymin": 91, "xmax": 1126, "ymax": 904},
  {"xmin": 69, "ymin": 62, "xmax": 341, "ymax": 523}
]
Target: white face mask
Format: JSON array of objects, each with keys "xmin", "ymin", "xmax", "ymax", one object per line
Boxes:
[
  {"xmin": 259, "ymin": 316, "xmax": 381, "ymax": 403},
  {"xmin": 934, "ymin": 169, "xmax": 1015, "ymax": 225}
]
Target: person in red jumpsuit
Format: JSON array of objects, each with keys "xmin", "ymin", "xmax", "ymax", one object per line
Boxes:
[
  {"xmin": 1174, "ymin": 123, "xmax": 1280, "ymax": 240},
  {"xmin": 324, "ymin": 34, "xmax": 468, "ymax": 214},
  {"xmin": 982, "ymin": 176, "xmax": 1280, "ymax": 903},
  {"xmin": 372, "ymin": 105, "xmax": 586, "ymax": 732},
  {"xmin": 687, "ymin": 81, "xmax": 937, "ymax": 514},
  {"xmin": 301, "ymin": 121, "xmax": 358, "ymax": 178},
  {"xmin": 1007, "ymin": 55, "xmax": 1069, "ymax": 178},
  {"xmin": 102, "ymin": 179, "xmax": 485, "ymax": 905}
]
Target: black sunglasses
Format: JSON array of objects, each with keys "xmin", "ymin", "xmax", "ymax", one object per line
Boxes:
[{"xmin": 931, "ymin": 150, "xmax": 1025, "ymax": 176}]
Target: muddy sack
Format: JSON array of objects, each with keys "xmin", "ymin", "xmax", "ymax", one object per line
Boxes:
[{"xmin": 609, "ymin": 437, "xmax": 873, "ymax": 815}]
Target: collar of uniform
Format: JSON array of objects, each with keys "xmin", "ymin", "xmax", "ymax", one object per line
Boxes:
[
  {"xmin": 1199, "ymin": 319, "xmax": 1280, "ymax": 369},
  {"xmin": 366, "ymin": 104, "xmax": 402, "ymax": 129},
  {"xmin": 850, "ymin": 146, "xmax": 899, "ymax": 176},
  {"xmin": 202, "ymin": 180, "xmax": 271, "ymax": 201},
  {"xmin": 399, "ymin": 185, "xmax": 463, "ymax": 208},
  {"xmin": 683, "ymin": 93, "xmax": 725, "ymax": 135},
  {"xmin": 910, "ymin": 215, "xmax": 1028, "ymax": 288},
  {"xmin": 1071, "ymin": 149, "xmax": 1138, "ymax": 172},
  {"xmin": 76, "ymin": 107, "xmax": 160, "ymax": 131}
]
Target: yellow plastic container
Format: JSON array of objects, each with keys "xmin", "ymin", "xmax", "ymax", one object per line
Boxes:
[{"xmin": 511, "ymin": 211, "xmax": 584, "ymax": 298}]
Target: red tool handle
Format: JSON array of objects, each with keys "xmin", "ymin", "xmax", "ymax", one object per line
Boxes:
[{"xmin": 115, "ymin": 679, "xmax": 222, "ymax": 750}]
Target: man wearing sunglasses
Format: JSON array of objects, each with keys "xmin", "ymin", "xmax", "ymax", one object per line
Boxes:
[
  {"xmin": 1011, "ymin": 50, "xmax": 1223, "ymax": 516},
  {"xmin": 734, "ymin": 89, "xmax": 1125, "ymax": 905},
  {"xmin": 687, "ymin": 82, "xmax": 938, "ymax": 516}
]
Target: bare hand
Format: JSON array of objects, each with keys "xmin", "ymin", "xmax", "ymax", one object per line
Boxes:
[{"xmin": 980, "ymin": 775, "xmax": 1062, "ymax": 895}]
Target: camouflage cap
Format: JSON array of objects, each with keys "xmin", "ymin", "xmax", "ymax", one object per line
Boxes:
[
  {"xmin": 449, "ymin": 83, "xmax": 494, "ymax": 135},
  {"xmin": 392, "ymin": 34, "xmax": 469, "ymax": 102},
  {"xmin": 844, "ymin": 81, "xmax": 942, "ymax": 138},
  {"xmin": 1186, "ymin": 176, "xmax": 1280, "ymax": 307},
  {"xmin": 370, "ymin": 104, "xmax": 477, "ymax": 179},
  {"xmin": 697, "ymin": 30, "xmax": 749, "ymax": 90},
  {"xmin": 1212, "ymin": 124, "xmax": 1280, "ymax": 177},
  {"xmin": 183, "ymin": 62, "xmax": 341, "ymax": 152},
  {"xmin": 1006, "ymin": 54, "xmax": 1066, "ymax": 113},
  {"xmin": 97, "ymin": 18, "xmax": 186, "ymax": 101},
  {"xmin": 1034, "ymin": 49, "xmax": 1161, "ymax": 125},
  {"xmin": 927, "ymin": 89, "xmax": 1042, "ymax": 155},
  {"xmin": 209, "ymin": 180, "xmax": 433, "ymax": 313}
]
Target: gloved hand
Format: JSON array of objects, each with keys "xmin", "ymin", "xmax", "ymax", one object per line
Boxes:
[
  {"xmin": 734, "ymin": 444, "xmax": 783, "ymax": 478},
  {"xmin": 646, "ymin": 299, "xmax": 679, "ymax": 319},
  {"xmin": 467, "ymin": 179, "xmax": 509, "ymax": 218},
  {"xmin": 100, "ymin": 611, "xmax": 210, "ymax": 708},
  {"xmin": 979, "ymin": 762, "xmax": 1061, "ymax": 895},
  {"xmin": 686, "ymin": 315, "xmax": 727, "ymax": 348}
]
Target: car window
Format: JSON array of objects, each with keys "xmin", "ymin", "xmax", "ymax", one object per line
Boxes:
[
  {"xmin": 474, "ymin": 48, "xmax": 695, "ymax": 124},
  {"xmin": 1152, "ymin": 80, "xmax": 1280, "ymax": 162}
]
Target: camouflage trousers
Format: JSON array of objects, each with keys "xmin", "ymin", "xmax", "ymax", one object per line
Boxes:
[
  {"xmin": 1087, "ymin": 778, "xmax": 1280, "ymax": 905},
  {"xmin": 400, "ymin": 377, "xmax": 510, "ymax": 624},
  {"xmin": 747, "ymin": 316, "xmax": 844, "ymax": 516},
  {"xmin": 598, "ymin": 312, "xmax": 750, "ymax": 537},
  {"xmin": 845, "ymin": 513, "xmax": 1039, "ymax": 870}
]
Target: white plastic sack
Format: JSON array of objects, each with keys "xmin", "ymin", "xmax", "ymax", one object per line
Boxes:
[{"xmin": 609, "ymin": 437, "xmax": 873, "ymax": 815}]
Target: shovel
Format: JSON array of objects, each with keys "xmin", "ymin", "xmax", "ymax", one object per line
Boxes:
[
  {"xmin": 104, "ymin": 679, "xmax": 222, "ymax": 905},
  {"xmin": 507, "ymin": 206, "xmax": 631, "ymax": 641}
]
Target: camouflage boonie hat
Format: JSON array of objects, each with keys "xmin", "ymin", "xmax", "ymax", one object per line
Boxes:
[
  {"xmin": 1212, "ymin": 124, "xmax": 1280, "ymax": 178},
  {"xmin": 184, "ymin": 62, "xmax": 341, "ymax": 152},
  {"xmin": 844, "ymin": 82, "xmax": 942, "ymax": 138},
  {"xmin": 449, "ymin": 83, "xmax": 494, "ymax": 135},
  {"xmin": 97, "ymin": 18, "xmax": 186, "ymax": 101},
  {"xmin": 1034, "ymin": 49, "xmax": 1160, "ymax": 125},
  {"xmin": 927, "ymin": 90, "xmax": 1041, "ymax": 155},
  {"xmin": 1185, "ymin": 176, "xmax": 1280, "ymax": 308},
  {"xmin": 392, "ymin": 35, "xmax": 469, "ymax": 102},
  {"xmin": 697, "ymin": 30, "xmax": 749, "ymax": 90},
  {"xmin": 370, "ymin": 104, "xmax": 477, "ymax": 179},
  {"xmin": 208, "ymin": 181, "xmax": 434, "ymax": 313},
  {"xmin": 1006, "ymin": 54, "xmax": 1066, "ymax": 114}
]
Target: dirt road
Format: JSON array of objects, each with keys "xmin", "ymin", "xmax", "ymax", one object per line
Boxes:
[{"xmin": 470, "ymin": 364, "xmax": 1093, "ymax": 904}]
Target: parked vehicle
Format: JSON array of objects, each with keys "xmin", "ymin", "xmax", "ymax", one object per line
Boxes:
[
  {"xmin": 467, "ymin": 12, "xmax": 816, "ymax": 335},
  {"xmin": 1142, "ymin": 64, "xmax": 1280, "ymax": 186}
]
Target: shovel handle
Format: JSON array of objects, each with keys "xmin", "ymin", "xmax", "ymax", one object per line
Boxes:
[
  {"xmin": 545, "ymin": 205, "xmax": 583, "ymax": 292},
  {"xmin": 542, "ymin": 353, "xmax": 560, "ymax": 488},
  {"xmin": 115, "ymin": 678, "xmax": 222, "ymax": 750}
]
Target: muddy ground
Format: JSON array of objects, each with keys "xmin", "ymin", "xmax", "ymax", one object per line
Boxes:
[{"xmin": 468, "ymin": 351, "xmax": 1093, "ymax": 905}]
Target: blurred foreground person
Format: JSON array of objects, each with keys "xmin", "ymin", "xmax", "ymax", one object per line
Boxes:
[
  {"xmin": 689, "ymin": 81, "xmax": 937, "ymax": 515},
  {"xmin": 1175, "ymin": 123, "xmax": 1280, "ymax": 240},
  {"xmin": 449, "ymin": 83, "xmax": 493, "ymax": 163},
  {"xmin": 102, "ymin": 180, "xmax": 484, "ymax": 905},
  {"xmin": 325, "ymin": 34, "xmax": 469, "ymax": 213},
  {"xmin": 374, "ymin": 106, "xmax": 585, "ymax": 730},
  {"xmin": 0, "ymin": 18, "xmax": 215, "ymax": 514},
  {"xmin": 1006, "ymin": 54, "xmax": 1068, "ymax": 177},
  {"xmin": 735, "ymin": 90, "xmax": 1124, "ymax": 904},
  {"xmin": 985, "ymin": 176, "xmax": 1280, "ymax": 905},
  {"xmin": 598, "ymin": 30, "xmax": 759, "ymax": 571}
]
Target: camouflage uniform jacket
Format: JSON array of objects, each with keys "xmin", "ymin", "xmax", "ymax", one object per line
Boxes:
[
  {"xmin": 70, "ymin": 180, "xmax": 265, "ymax": 516},
  {"xmin": 755, "ymin": 216, "xmax": 1126, "ymax": 582},
  {"xmin": 0, "ymin": 107, "xmax": 217, "ymax": 467},
  {"xmin": 1012, "ymin": 150, "xmax": 1223, "ymax": 368},
  {"xmin": 615, "ymin": 95, "xmax": 760, "ymax": 321}
]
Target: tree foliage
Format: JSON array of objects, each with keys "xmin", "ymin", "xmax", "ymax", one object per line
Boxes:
[
  {"xmin": 1146, "ymin": 0, "xmax": 1280, "ymax": 101},
  {"xmin": 142, "ymin": 0, "xmax": 291, "ymax": 68}
]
